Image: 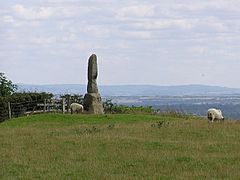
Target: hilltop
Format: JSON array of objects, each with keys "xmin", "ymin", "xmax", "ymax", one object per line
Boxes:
[{"xmin": 1, "ymin": 113, "xmax": 240, "ymax": 179}]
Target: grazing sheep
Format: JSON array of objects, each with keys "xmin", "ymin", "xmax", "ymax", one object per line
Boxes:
[
  {"xmin": 207, "ymin": 108, "xmax": 224, "ymax": 122},
  {"xmin": 70, "ymin": 103, "xmax": 84, "ymax": 114}
]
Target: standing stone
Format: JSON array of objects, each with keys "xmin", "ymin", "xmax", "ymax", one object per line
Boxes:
[
  {"xmin": 87, "ymin": 54, "xmax": 98, "ymax": 93},
  {"xmin": 83, "ymin": 54, "xmax": 104, "ymax": 114}
]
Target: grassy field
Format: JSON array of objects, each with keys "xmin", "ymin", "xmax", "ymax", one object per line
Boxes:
[{"xmin": 1, "ymin": 113, "xmax": 240, "ymax": 179}]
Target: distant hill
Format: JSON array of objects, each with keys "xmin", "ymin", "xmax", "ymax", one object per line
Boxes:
[{"xmin": 17, "ymin": 84, "xmax": 240, "ymax": 96}]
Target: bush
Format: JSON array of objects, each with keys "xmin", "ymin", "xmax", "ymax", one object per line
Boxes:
[
  {"xmin": 111, "ymin": 105, "xmax": 154, "ymax": 114},
  {"xmin": 103, "ymin": 99, "xmax": 154, "ymax": 114},
  {"xmin": 0, "ymin": 72, "xmax": 17, "ymax": 97},
  {"xmin": 0, "ymin": 97, "xmax": 9, "ymax": 122}
]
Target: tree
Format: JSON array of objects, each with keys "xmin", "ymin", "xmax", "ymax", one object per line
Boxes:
[{"xmin": 0, "ymin": 73, "xmax": 17, "ymax": 97}]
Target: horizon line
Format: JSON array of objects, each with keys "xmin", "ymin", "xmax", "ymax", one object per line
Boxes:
[{"xmin": 16, "ymin": 83, "xmax": 239, "ymax": 89}]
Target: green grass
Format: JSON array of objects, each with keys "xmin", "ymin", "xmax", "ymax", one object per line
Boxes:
[{"xmin": 1, "ymin": 113, "xmax": 240, "ymax": 179}]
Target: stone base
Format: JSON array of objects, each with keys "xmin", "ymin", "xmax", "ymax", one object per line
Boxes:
[{"xmin": 83, "ymin": 93, "xmax": 104, "ymax": 114}]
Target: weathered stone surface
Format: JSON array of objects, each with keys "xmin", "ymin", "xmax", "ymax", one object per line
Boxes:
[
  {"xmin": 83, "ymin": 54, "xmax": 104, "ymax": 114},
  {"xmin": 83, "ymin": 93, "xmax": 104, "ymax": 114},
  {"xmin": 87, "ymin": 54, "xmax": 98, "ymax": 93}
]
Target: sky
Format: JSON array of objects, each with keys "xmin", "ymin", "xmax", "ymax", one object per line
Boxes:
[{"xmin": 1, "ymin": 0, "xmax": 240, "ymax": 88}]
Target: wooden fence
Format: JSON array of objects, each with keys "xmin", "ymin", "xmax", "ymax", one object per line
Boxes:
[{"xmin": 5, "ymin": 98, "xmax": 78, "ymax": 120}]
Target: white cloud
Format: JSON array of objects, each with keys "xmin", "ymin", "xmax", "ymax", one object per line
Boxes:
[
  {"xmin": 205, "ymin": 17, "xmax": 229, "ymax": 32},
  {"xmin": 124, "ymin": 31, "xmax": 152, "ymax": 39},
  {"xmin": 174, "ymin": 0, "xmax": 240, "ymax": 11},
  {"xmin": 59, "ymin": 6, "xmax": 100, "ymax": 17},
  {"xmin": 117, "ymin": 5, "xmax": 155, "ymax": 19},
  {"xmin": 1, "ymin": 15, "xmax": 41, "ymax": 28},
  {"xmin": 1, "ymin": 0, "xmax": 240, "ymax": 87},
  {"xmin": 2, "ymin": 15, "xmax": 15, "ymax": 23},
  {"xmin": 189, "ymin": 46, "xmax": 207, "ymax": 54},
  {"xmin": 81, "ymin": 25, "xmax": 112, "ymax": 38},
  {"xmin": 133, "ymin": 19, "xmax": 194, "ymax": 30},
  {"xmin": 30, "ymin": 37, "xmax": 56, "ymax": 44},
  {"xmin": 13, "ymin": 4, "xmax": 54, "ymax": 20}
]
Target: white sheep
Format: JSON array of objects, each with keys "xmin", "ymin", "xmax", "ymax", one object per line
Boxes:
[
  {"xmin": 207, "ymin": 108, "xmax": 224, "ymax": 122},
  {"xmin": 70, "ymin": 103, "xmax": 84, "ymax": 114}
]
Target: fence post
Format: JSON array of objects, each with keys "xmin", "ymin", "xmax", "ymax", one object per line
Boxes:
[
  {"xmin": 62, "ymin": 98, "xmax": 66, "ymax": 114},
  {"xmin": 44, "ymin": 99, "xmax": 47, "ymax": 113},
  {"xmin": 8, "ymin": 102, "xmax": 12, "ymax": 119},
  {"xmin": 66, "ymin": 96, "xmax": 70, "ymax": 114}
]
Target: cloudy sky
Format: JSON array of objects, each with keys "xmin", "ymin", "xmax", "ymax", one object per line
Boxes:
[{"xmin": 1, "ymin": 0, "xmax": 240, "ymax": 87}]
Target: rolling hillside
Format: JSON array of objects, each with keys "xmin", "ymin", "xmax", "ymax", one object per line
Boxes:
[{"xmin": 17, "ymin": 84, "xmax": 240, "ymax": 96}]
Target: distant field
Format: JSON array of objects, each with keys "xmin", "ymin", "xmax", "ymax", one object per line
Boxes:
[
  {"xmin": 1, "ymin": 114, "xmax": 240, "ymax": 179},
  {"xmin": 111, "ymin": 96, "xmax": 240, "ymax": 119}
]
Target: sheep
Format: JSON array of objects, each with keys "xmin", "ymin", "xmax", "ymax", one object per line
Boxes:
[
  {"xmin": 70, "ymin": 103, "xmax": 84, "ymax": 114},
  {"xmin": 207, "ymin": 108, "xmax": 224, "ymax": 122}
]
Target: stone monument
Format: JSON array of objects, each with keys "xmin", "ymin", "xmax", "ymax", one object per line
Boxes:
[{"xmin": 83, "ymin": 54, "xmax": 104, "ymax": 114}]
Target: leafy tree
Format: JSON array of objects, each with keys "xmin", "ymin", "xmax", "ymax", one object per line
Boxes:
[{"xmin": 0, "ymin": 73, "xmax": 17, "ymax": 97}]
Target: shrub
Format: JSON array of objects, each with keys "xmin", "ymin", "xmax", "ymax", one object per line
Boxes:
[
  {"xmin": 103, "ymin": 99, "xmax": 154, "ymax": 114},
  {"xmin": 0, "ymin": 72, "xmax": 17, "ymax": 97}
]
